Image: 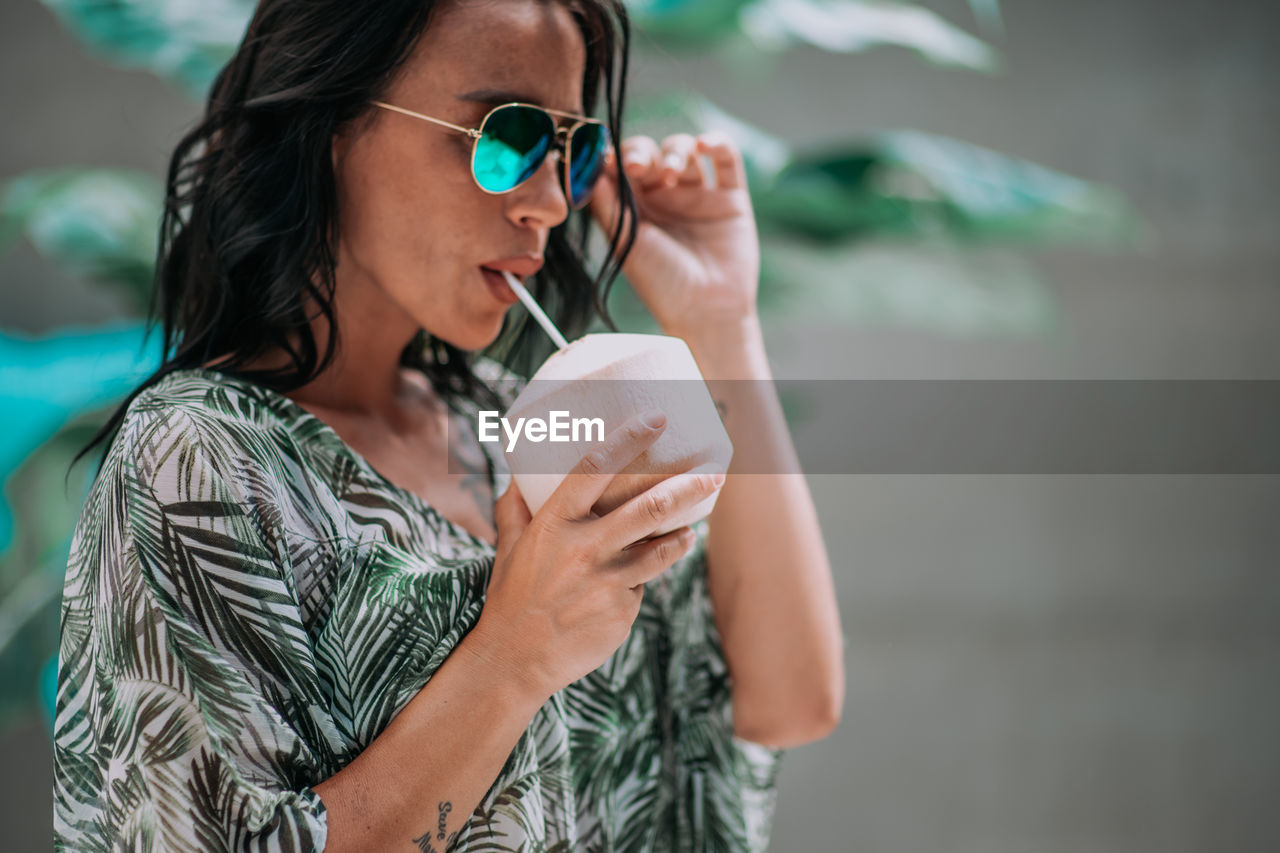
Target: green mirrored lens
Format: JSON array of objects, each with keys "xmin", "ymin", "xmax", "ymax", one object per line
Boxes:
[
  {"xmin": 473, "ymin": 105, "xmax": 555, "ymax": 192},
  {"xmin": 568, "ymin": 123, "xmax": 608, "ymax": 208}
]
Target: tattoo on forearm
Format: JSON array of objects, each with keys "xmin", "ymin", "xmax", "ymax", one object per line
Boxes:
[
  {"xmin": 437, "ymin": 800, "xmax": 452, "ymax": 840},
  {"xmin": 412, "ymin": 801, "xmax": 459, "ymax": 853}
]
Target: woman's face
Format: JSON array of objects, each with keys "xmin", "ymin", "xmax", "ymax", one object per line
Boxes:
[{"xmin": 330, "ymin": 0, "xmax": 588, "ymax": 353}]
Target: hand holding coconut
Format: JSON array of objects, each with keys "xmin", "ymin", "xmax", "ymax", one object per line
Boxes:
[{"xmin": 473, "ymin": 411, "xmax": 724, "ymax": 698}]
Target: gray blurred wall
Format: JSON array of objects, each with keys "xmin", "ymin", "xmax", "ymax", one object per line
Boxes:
[{"xmin": 3, "ymin": 0, "xmax": 1277, "ymax": 850}]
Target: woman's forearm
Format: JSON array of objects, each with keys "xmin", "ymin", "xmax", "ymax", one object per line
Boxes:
[
  {"xmin": 685, "ymin": 316, "xmax": 845, "ymax": 749},
  {"xmin": 313, "ymin": 623, "xmax": 550, "ymax": 852}
]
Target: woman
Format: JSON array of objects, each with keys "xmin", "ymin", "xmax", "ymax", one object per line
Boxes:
[{"xmin": 53, "ymin": 0, "xmax": 844, "ymax": 849}]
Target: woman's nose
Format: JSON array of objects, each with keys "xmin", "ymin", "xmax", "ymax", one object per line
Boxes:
[{"xmin": 507, "ymin": 148, "xmax": 570, "ymax": 229}]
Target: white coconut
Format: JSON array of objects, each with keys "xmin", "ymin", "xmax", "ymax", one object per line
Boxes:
[{"xmin": 503, "ymin": 333, "xmax": 732, "ymax": 538}]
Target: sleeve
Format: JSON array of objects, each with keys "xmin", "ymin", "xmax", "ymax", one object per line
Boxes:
[
  {"xmin": 53, "ymin": 405, "xmax": 331, "ymax": 852},
  {"xmin": 660, "ymin": 516, "xmax": 786, "ymax": 853}
]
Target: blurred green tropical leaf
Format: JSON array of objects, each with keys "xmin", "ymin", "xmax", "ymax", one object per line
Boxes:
[
  {"xmin": 40, "ymin": 655, "xmax": 58, "ymax": 732},
  {"xmin": 759, "ymin": 237, "xmax": 1057, "ymax": 335},
  {"xmin": 39, "ymin": 0, "xmax": 254, "ymax": 96},
  {"xmin": 0, "ymin": 322, "xmax": 160, "ymax": 551},
  {"xmin": 629, "ymin": 0, "xmax": 997, "ymax": 71},
  {"xmin": 738, "ymin": 0, "xmax": 997, "ymax": 70},
  {"xmin": 597, "ymin": 237, "xmax": 1056, "ymax": 339},
  {"xmin": 38, "ymin": 0, "xmax": 992, "ymax": 94},
  {"xmin": 759, "ymin": 130, "xmax": 1138, "ymax": 245},
  {"xmin": 0, "ymin": 567, "xmax": 62, "ymax": 732},
  {"xmin": 1, "ymin": 168, "xmax": 164, "ymax": 312},
  {"xmin": 627, "ymin": 0, "xmax": 755, "ymax": 43},
  {"xmin": 635, "ymin": 93, "xmax": 1138, "ymax": 246},
  {"xmin": 0, "ymin": 421, "xmax": 103, "ymax": 734},
  {"xmin": 966, "ymin": 0, "xmax": 1003, "ymax": 36}
]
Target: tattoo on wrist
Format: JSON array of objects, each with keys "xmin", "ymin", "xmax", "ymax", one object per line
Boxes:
[
  {"xmin": 412, "ymin": 801, "xmax": 459, "ymax": 852},
  {"xmin": 437, "ymin": 800, "xmax": 452, "ymax": 840}
]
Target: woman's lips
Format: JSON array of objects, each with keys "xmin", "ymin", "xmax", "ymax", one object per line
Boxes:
[{"xmin": 480, "ymin": 267, "xmax": 521, "ymax": 304}]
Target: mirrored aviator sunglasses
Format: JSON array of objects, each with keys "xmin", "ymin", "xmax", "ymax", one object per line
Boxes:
[
  {"xmin": 371, "ymin": 100, "xmax": 610, "ymax": 210},
  {"xmin": 474, "ymin": 104, "xmax": 609, "ymax": 210}
]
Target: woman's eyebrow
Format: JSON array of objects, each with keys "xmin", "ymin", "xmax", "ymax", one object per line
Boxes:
[
  {"xmin": 456, "ymin": 88, "xmax": 582, "ymax": 116},
  {"xmin": 457, "ymin": 88, "xmax": 545, "ymax": 106}
]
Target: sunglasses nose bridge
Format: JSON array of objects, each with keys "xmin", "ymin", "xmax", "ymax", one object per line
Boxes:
[
  {"xmin": 538, "ymin": 126, "xmax": 574, "ymax": 205},
  {"xmin": 551, "ymin": 125, "xmax": 571, "ymax": 157}
]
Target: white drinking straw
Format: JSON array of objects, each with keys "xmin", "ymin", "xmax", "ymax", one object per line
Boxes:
[{"xmin": 501, "ymin": 270, "xmax": 569, "ymax": 350}]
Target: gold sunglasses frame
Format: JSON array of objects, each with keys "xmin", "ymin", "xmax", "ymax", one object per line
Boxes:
[{"xmin": 370, "ymin": 100, "xmax": 610, "ymax": 210}]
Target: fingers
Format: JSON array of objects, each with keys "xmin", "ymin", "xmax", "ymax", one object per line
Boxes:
[
  {"xmin": 620, "ymin": 134, "xmax": 706, "ymax": 190},
  {"xmin": 598, "ymin": 466, "xmax": 725, "ymax": 552},
  {"xmin": 615, "ymin": 132, "xmax": 745, "ymax": 191},
  {"xmin": 658, "ymin": 134, "xmax": 700, "ymax": 187},
  {"xmin": 619, "ymin": 136, "xmax": 664, "ymax": 189},
  {"xmin": 613, "ymin": 525, "xmax": 698, "ymax": 589},
  {"xmin": 540, "ymin": 410, "xmax": 668, "ymax": 521},
  {"xmin": 694, "ymin": 131, "xmax": 747, "ymax": 190}
]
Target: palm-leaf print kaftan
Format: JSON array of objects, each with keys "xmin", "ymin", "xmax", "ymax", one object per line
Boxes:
[{"xmin": 53, "ymin": 364, "xmax": 784, "ymax": 852}]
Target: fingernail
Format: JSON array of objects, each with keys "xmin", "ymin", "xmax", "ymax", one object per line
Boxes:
[
  {"xmin": 663, "ymin": 153, "xmax": 682, "ymax": 170},
  {"xmin": 712, "ymin": 472, "xmax": 726, "ymax": 487},
  {"xmin": 642, "ymin": 410, "xmax": 666, "ymax": 429}
]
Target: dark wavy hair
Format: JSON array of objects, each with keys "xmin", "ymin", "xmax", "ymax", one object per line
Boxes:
[{"xmin": 74, "ymin": 0, "xmax": 637, "ymax": 471}]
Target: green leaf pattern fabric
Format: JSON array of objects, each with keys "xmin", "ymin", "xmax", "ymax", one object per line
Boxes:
[{"xmin": 54, "ymin": 366, "xmax": 784, "ymax": 851}]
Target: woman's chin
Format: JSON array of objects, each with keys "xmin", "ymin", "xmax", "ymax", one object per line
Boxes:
[{"xmin": 428, "ymin": 315, "xmax": 509, "ymax": 355}]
